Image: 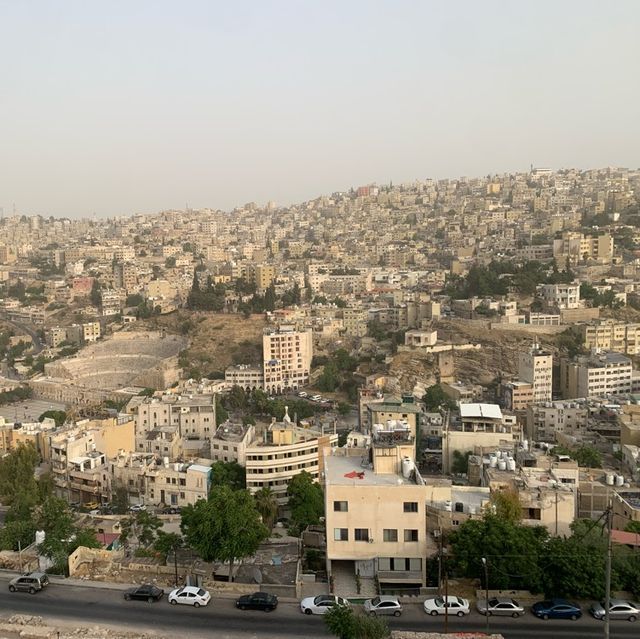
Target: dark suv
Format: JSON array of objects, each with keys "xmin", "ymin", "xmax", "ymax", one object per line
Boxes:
[{"xmin": 9, "ymin": 572, "xmax": 49, "ymax": 594}]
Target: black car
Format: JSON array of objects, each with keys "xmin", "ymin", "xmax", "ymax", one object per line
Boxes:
[
  {"xmin": 236, "ymin": 591, "xmax": 279, "ymax": 612},
  {"xmin": 124, "ymin": 584, "xmax": 164, "ymax": 603}
]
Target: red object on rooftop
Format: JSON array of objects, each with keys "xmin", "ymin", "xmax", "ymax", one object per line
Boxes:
[{"xmin": 344, "ymin": 471, "xmax": 365, "ymax": 479}]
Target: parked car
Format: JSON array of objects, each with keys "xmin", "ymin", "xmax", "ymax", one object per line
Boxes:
[
  {"xmin": 160, "ymin": 505, "xmax": 181, "ymax": 515},
  {"xmin": 363, "ymin": 596, "xmax": 402, "ymax": 617},
  {"xmin": 532, "ymin": 598, "xmax": 582, "ymax": 620},
  {"xmin": 8, "ymin": 572, "xmax": 49, "ymax": 594},
  {"xmin": 310, "ymin": 395, "xmax": 322, "ymax": 402},
  {"xmin": 590, "ymin": 599, "xmax": 640, "ymax": 621},
  {"xmin": 476, "ymin": 597, "xmax": 525, "ymax": 617},
  {"xmin": 168, "ymin": 585, "xmax": 210, "ymax": 607},
  {"xmin": 423, "ymin": 595, "xmax": 470, "ymax": 617},
  {"xmin": 124, "ymin": 585, "xmax": 164, "ymax": 602},
  {"xmin": 297, "ymin": 391, "xmax": 308, "ymax": 398},
  {"xmin": 236, "ymin": 591, "xmax": 279, "ymax": 612},
  {"xmin": 300, "ymin": 594, "xmax": 350, "ymax": 615},
  {"xmin": 82, "ymin": 501, "xmax": 99, "ymax": 510},
  {"xmin": 129, "ymin": 504, "xmax": 147, "ymax": 512}
]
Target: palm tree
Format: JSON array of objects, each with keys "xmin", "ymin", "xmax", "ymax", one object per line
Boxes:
[{"xmin": 254, "ymin": 487, "xmax": 278, "ymax": 531}]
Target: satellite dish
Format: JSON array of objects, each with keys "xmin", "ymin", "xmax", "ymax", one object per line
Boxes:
[{"xmin": 253, "ymin": 568, "xmax": 263, "ymax": 584}]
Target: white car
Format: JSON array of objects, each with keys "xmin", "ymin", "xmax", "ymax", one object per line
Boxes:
[
  {"xmin": 300, "ymin": 594, "xmax": 349, "ymax": 615},
  {"xmin": 168, "ymin": 586, "xmax": 211, "ymax": 607},
  {"xmin": 311, "ymin": 395, "xmax": 322, "ymax": 402},
  {"xmin": 129, "ymin": 504, "xmax": 147, "ymax": 512},
  {"xmin": 423, "ymin": 595, "xmax": 470, "ymax": 617},
  {"xmin": 298, "ymin": 391, "xmax": 308, "ymax": 398}
]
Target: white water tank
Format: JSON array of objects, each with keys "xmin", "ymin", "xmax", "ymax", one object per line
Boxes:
[
  {"xmin": 444, "ymin": 501, "xmax": 452, "ymax": 512},
  {"xmin": 402, "ymin": 457, "xmax": 414, "ymax": 479},
  {"xmin": 606, "ymin": 473, "xmax": 615, "ymax": 486},
  {"xmin": 35, "ymin": 530, "xmax": 45, "ymax": 545},
  {"xmin": 522, "ymin": 439, "xmax": 529, "ymax": 451},
  {"xmin": 616, "ymin": 474, "xmax": 625, "ymax": 486},
  {"xmin": 498, "ymin": 459, "xmax": 507, "ymax": 471},
  {"xmin": 507, "ymin": 458, "xmax": 516, "ymax": 472},
  {"xmin": 489, "ymin": 455, "xmax": 498, "ymax": 468}
]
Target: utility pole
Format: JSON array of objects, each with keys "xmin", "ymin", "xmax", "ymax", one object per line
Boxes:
[
  {"xmin": 604, "ymin": 502, "xmax": 612, "ymax": 639},
  {"xmin": 482, "ymin": 557, "xmax": 489, "ymax": 634},
  {"xmin": 555, "ymin": 486, "xmax": 559, "ymax": 536},
  {"xmin": 444, "ymin": 560, "xmax": 449, "ymax": 635}
]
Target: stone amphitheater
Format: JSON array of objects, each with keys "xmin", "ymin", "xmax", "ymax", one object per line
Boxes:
[{"xmin": 35, "ymin": 331, "xmax": 187, "ymax": 403}]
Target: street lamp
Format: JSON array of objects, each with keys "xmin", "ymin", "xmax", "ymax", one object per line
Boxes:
[{"xmin": 481, "ymin": 557, "xmax": 489, "ymax": 634}]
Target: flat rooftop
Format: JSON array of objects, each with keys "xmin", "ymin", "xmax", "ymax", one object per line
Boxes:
[
  {"xmin": 325, "ymin": 454, "xmax": 415, "ymax": 487},
  {"xmin": 460, "ymin": 403, "xmax": 503, "ymax": 420}
]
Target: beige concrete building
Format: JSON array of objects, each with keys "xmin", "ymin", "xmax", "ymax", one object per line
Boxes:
[
  {"xmin": 525, "ymin": 400, "xmax": 588, "ymax": 441},
  {"xmin": 262, "ymin": 324, "xmax": 313, "ymax": 394},
  {"xmin": 367, "ymin": 396, "xmax": 422, "ymax": 440},
  {"xmin": 560, "ymin": 351, "xmax": 633, "ymax": 399},
  {"xmin": 340, "ymin": 307, "xmax": 368, "ymax": 337},
  {"xmin": 210, "ymin": 421, "xmax": 255, "ymax": 464},
  {"xmin": 577, "ymin": 320, "xmax": 640, "ymax": 355},
  {"xmin": 444, "ymin": 404, "xmax": 519, "ymax": 473},
  {"xmin": 249, "ymin": 264, "xmax": 277, "ymax": 291},
  {"xmin": 540, "ymin": 283, "xmax": 581, "ymax": 309},
  {"xmin": 518, "ymin": 341, "xmax": 553, "ymax": 403},
  {"xmin": 553, "ymin": 231, "xmax": 614, "ymax": 265},
  {"xmin": 324, "ymin": 430, "xmax": 449, "ymax": 595},
  {"xmin": 245, "ymin": 411, "xmax": 337, "ymax": 504},
  {"xmin": 224, "ymin": 364, "xmax": 264, "ymax": 390}
]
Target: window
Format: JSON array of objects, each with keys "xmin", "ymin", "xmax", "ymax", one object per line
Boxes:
[
  {"xmin": 355, "ymin": 528, "xmax": 369, "ymax": 542},
  {"xmin": 403, "ymin": 502, "xmax": 418, "ymax": 513},
  {"xmin": 334, "ymin": 528, "xmax": 348, "ymax": 541},
  {"xmin": 404, "ymin": 529, "xmax": 419, "ymax": 542},
  {"xmin": 333, "ymin": 501, "xmax": 348, "ymax": 512},
  {"xmin": 383, "ymin": 529, "xmax": 398, "ymax": 542}
]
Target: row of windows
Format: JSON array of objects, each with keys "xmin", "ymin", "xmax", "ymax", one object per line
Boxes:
[
  {"xmin": 333, "ymin": 501, "xmax": 418, "ymax": 513},
  {"xmin": 247, "ymin": 448, "xmax": 318, "ymax": 462},
  {"xmin": 333, "ymin": 528, "xmax": 419, "ymax": 542}
]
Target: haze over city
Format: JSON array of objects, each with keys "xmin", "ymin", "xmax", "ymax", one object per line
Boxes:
[{"xmin": 1, "ymin": 0, "xmax": 639, "ymax": 217}]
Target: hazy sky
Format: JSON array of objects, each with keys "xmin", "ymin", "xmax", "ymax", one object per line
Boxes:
[{"xmin": 1, "ymin": 1, "xmax": 638, "ymax": 218}]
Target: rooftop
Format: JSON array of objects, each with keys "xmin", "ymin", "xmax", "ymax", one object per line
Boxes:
[
  {"xmin": 460, "ymin": 403, "xmax": 503, "ymax": 420},
  {"xmin": 213, "ymin": 421, "xmax": 252, "ymax": 442},
  {"xmin": 324, "ymin": 453, "xmax": 416, "ymax": 487}
]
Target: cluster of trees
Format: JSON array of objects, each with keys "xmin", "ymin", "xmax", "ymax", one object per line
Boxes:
[
  {"xmin": 220, "ymin": 386, "xmax": 326, "ymax": 424},
  {"xmin": 0, "ymin": 385, "xmax": 32, "ymax": 406},
  {"xmin": 580, "ymin": 283, "xmax": 623, "ymax": 309},
  {"xmin": 0, "ymin": 444, "xmax": 100, "ymax": 574},
  {"xmin": 316, "ymin": 349, "xmax": 361, "ymax": 401},
  {"xmin": 552, "ymin": 443, "xmax": 602, "ymax": 468},
  {"xmin": 187, "ymin": 272, "xmax": 227, "ymax": 311},
  {"xmin": 237, "ymin": 282, "xmax": 302, "ymax": 317},
  {"xmin": 444, "ymin": 259, "xmax": 574, "ymax": 299},
  {"xmin": 287, "ymin": 470, "xmax": 324, "ymax": 536},
  {"xmin": 448, "ymin": 493, "xmax": 640, "ymax": 599}
]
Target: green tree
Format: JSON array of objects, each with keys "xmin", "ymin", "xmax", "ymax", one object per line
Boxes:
[
  {"xmin": 254, "ymin": 486, "xmax": 278, "ymax": 531},
  {"xmin": 490, "ymin": 489, "xmax": 522, "ymax": 523},
  {"xmin": 318, "ymin": 361, "xmax": 341, "ymax": 392},
  {"xmin": 38, "ymin": 410, "xmax": 67, "ymax": 428},
  {"xmin": 210, "ymin": 461, "xmax": 246, "ymax": 490},
  {"xmin": 111, "ymin": 485, "xmax": 130, "ymax": 514},
  {"xmin": 215, "ymin": 397, "xmax": 229, "ymax": 425},
  {"xmin": 90, "ymin": 279, "xmax": 101, "ymax": 307},
  {"xmin": 264, "ymin": 284, "xmax": 276, "ymax": 312},
  {"xmin": 180, "ymin": 485, "xmax": 268, "ymax": 580},
  {"xmin": 165, "ymin": 256, "xmax": 176, "ymax": 268},
  {"xmin": 367, "ymin": 320, "xmax": 388, "ymax": 341},
  {"xmin": 0, "ymin": 443, "xmax": 40, "ymax": 511},
  {"xmin": 120, "ymin": 510, "xmax": 163, "ymax": 548},
  {"xmin": 287, "ymin": 470, "xmax": 324, "ymax": 535},
  {"xmin": 325, "ymin": 605, "xmax": 389, "ymax": 639},
  {"xmin": 451, "ymin": 450, "xmax": 471, "ymax": 475},
  {"xmin": 423, "ymin": 384, "xmax": 455, "ymax": 412},
  {"xmin": 153, "ymin": 531, "xmax": 183, "ymax": 560}
]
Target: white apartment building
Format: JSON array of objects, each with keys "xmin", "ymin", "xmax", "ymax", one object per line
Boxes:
[
  {"xmin": 210, "ymin": 421, "xmax": 255, "ymax": 464},
  {"xmin": 525, "ymin": 401, "xmax": 589, "ymax": 441},
  {"xmin": 518, "ymin": 341, "xmax": 553, "ymax": 403},
  {"xmin": 540, "ymin": 283, "xmax": 581, "ymax": 309},
  {"xmin": 560, "ymin": 351, "xmax": 633, "ymax": 399},
  {"xmin": 245, "ymin": 411, "xmax": 337, "ymax": 504},
  {"xmin": 263, "ymin": 324, "xmax": 313, "ymax": 394},
  {"xmin": 577, "ymin": 320, "xmax": 640, "ymax": 356}
]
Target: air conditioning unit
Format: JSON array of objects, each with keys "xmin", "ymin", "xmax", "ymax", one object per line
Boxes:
[{"xmin": 368, "ymin": 538, "xmax": 374, "ymax": 544}]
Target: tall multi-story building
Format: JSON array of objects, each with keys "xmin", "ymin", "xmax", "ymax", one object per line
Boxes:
[
  {"xmin": 553, "ymin": 231, "xmax": 614, "ymax": 265},
  {"xmin": 518, "ymin": 341, "xmax": 553, "ymax": 403},
  {"xmin": 560, "ymin": 351, "xmax": 633, "ymax": 399},
  {"xmin": 577, "ymin": 320, "xmax": 640, "ymax": 355},
  {"xmin": 262, "ymin": 324, "xmax": 312, "ymax": 394}
]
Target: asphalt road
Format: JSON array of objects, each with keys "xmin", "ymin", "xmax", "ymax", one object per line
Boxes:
[{"xmin": 0, "ymin": 577, "xmax": 636, "ymax": 639}]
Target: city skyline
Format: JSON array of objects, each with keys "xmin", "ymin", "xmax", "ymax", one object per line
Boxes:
[{"xmin": 1, "ymin": 0, "xmax": 639, "ymax": 217}]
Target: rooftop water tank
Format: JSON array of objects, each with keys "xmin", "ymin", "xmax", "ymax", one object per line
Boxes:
[
  {"xmin": 606, "ymin": 473, "xmax": 615, "ymax": 486},
  {"xmin": 401, "ymin": 457, "xmax": 414, "ymax": 479},
  {"xmin": 616, "ymin": 474, "xmax": 625, "ymax": 486},
  {"xmin": 489, "ymin": 456, "xmax": 498, "ymax": 468},
  {"xmin": 507, "ymin": 458, "xmax": 516, "ymax": 471},
  {"xmin": 498, "ymin": 459, "xmax": 507, "ymax": 471}
]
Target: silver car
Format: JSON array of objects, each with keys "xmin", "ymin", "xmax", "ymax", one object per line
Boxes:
[
  {"xmin": 477, "ymin": 597, "xmax": 525, "ymax": 617},
  {"xmin": 590, "ymin": 599, "xmax": 640, "ymax": 622},
  {"xmin": 363, "ymin": 596, "xmax": 402, "ymax": 617}
]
